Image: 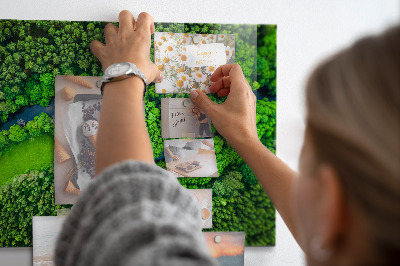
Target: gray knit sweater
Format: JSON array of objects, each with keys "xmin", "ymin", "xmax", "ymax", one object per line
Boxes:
[{"xmin": 54, "ymin": 160, "xmax": 217, "ymax": 266}]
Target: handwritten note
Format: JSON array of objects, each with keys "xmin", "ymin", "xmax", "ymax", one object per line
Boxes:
[{"xmin": 184, "ymin": 43, "xmax": 226, "ymax": 67}]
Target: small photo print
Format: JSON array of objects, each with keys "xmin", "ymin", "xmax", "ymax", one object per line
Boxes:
[
  {"xmin": 203, "ymin": 232, "xmax": 245, "ymax": 266},
  {"xmin": 154, "ymin": 32, "xmax": 235, "ymax": 94},
  {"xmin": 161, "ymin": 98, "xmax": 212, "ymax": 139},
  {"xmin": 33, "ymin": 216, "xmax": 66, "ymax": 266},
  {"xmin": 54, "ymin": 75, "xmax": 102, "ymax": 204},
  {"xmin": 164, "ymin": 138, "xmax": 218, "ymax": 177},
  {"xmin": 189, "ymin": 189, "xmax": 212, "ymax": 228}
]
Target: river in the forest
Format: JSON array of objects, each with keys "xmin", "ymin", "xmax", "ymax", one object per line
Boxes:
[{"xmin": 0, "ymin": 99, "xmax": 55, "ymax": 131}]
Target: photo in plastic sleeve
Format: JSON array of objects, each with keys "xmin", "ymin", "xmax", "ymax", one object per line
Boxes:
[
  {"xmin": 54, "ymin": 75, "xmax": 102, "ymax": 204},
  {"xmin": 203, "ymin": 232, "xmax": 245, "ymax": 266},
  {"xmin": 189, "ymin": 189, "xmax": 212, "ymax": 228},
  {"xmin": 161, "ymin": 98, "xmax": 212, "ymax": 139},
  {"xmin": 33, "ymin": 216, "xmax": 67, "ymax": 266},
  {"xmin": 154, "ymin": 32, "xmax": 235, "ymax": 94},
  {"xmin": 164, "ymin": 138, "xmax": 218, "ymax": 177}
]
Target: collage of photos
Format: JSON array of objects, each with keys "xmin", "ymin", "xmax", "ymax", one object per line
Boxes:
[
  {"xmin": 154, "ymin": 32, "xmax": 235, "ymax": 93},
  {"xmin": 164, "ymin": 138, "xmax": 218, "ymax": 177},
  {"xmin": 0, "ymin": 19, "xmax": 276, "ymax": 250}
]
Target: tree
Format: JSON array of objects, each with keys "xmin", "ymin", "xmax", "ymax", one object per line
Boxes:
[{"xmin": 8, "ymin": 125, "xmax": 28, "ymax": 143}]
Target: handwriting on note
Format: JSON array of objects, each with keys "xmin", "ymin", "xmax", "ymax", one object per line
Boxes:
[
  {"xmin": 184, "ymin": 43, "xmax": 226, "ymax": 67},
  {"xmin": 171, "ymin": 111, "xmax": 186, "ymax": 128}
]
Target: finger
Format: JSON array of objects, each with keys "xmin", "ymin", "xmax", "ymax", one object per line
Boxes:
[
  {"xmin": 217, "ymin": 88, "xmax": 230, "ymax": 97},
  {"xmin": 151, "ymin": 63, "xmax": 164, "ymax": 83},
  {"xmin": 118, "ymin": 10, "xmax": 135, "ymax": 35},
  {"xmin": 190, "ymin": 90, "xmax": 217, "ymax": 117},
  {"xmin": 90, "ymin": 40, "xmax": 105, "ymax": 60},
  {"xmin": 210, "ymin": 63, "xmax": 244, "ymax": 84},
  {"xmin": 136, "ymin": 12, "xmax": 154, "ymax": 36},
  {"xmin": 209, "ymin": 76, "xmax": 231, "ymax": 93},
  {"xmin": 104, "ymin": 23, "xmax": 118, "ymax": 44}
]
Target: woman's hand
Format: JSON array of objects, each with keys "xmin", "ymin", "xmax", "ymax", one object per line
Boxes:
[
  {"xmin": 190, "ymin": 63, "xmax": 259, "ymax": 148},
  {"xmin": 90, "ymin": 10, "xmax": 163, "ymax": 83}
]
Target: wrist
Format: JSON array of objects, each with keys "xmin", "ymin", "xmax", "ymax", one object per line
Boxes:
[{"xmin": 102, "ymin": 76, "xmax": 145, "ymax": 97}]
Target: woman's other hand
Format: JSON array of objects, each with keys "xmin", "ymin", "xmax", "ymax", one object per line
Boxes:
[
  {"xmin": 90, "ymin": 10, "xmax": 163, "ymax": 83},
  {"xmin": 190, "ymin": 63, "xmax": 259, "ymax": 148}
]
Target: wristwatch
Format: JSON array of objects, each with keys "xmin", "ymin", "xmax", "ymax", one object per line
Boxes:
[{"xmin": 96, "ymin": 62, "xmax": 148, "ymax": 96}]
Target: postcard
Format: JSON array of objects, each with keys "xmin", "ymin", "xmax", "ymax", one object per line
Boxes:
[
  {"xmin": 33, "ymin": 216, "xmax": 67, "ymax": 266},
  {"xmin": 154, "ymin": 32, "xmax": 235, "ymax": 93},
  {"xmin": 204, "ymin": 232, "xmax": 245, "ymax": 266}
]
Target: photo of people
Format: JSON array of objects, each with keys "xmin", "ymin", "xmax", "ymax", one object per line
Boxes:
[
  {"xmin": 203, "ymin": 232, "xmax": 245, "ymax": 266},
  {"xmin": 161, "ymin": 98, "xmax": 212, "ymax": 138},
  {"xmin": 189, "ymin": 189, "xmax": 212, "ymax": 228},
  {"xmin": 164, "ymin": 138, "xmax": 219, "ymax": 177},
  {"xmin": 154, "ymin": 32, "xmax": 235, "ymax": 93}
]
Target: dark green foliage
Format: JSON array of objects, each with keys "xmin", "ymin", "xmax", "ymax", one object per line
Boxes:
[
  {"xmin": 256, "ymin": 98, "xmax": 276, "ymax": 154},
  {"xmin": 8, "ymin": 124, "xmax": 28, "ymax": 143},
  {"xmin": 213, "ymin": 171, "xmax": 244, "ymax": 198},
  {"xmin": 257, "ymin": 25, "xmax": 277, "ymax": 97},
  {"xmin": 0, "ymin": 20, "xmax": 107, "ymax": 122},
  {"xmin": 239, "ymin": 164, "xmax": 258, "ymax": 185},
  {"xmin": 0, "ymin": 112, "xmax": 53, "ymax": 153},
  {"xmin": 178, "ymin": 177, "xmax": 213, "ymax": 189},
  {"xmin": 0, "ymin": 166, "xmax": 71, "ymax": 247}
]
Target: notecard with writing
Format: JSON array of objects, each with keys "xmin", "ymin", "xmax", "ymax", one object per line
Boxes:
[{"xmin": 161, "ymin": 98, "xmax": 212, "ymax": 139}]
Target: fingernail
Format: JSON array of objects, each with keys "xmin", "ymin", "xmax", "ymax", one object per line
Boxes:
[
  {"xmin": 190, "ymin": 90, "xmax": 199, "ymax": 100},
  {"xmin": 156, "ymin": 72, "xmax": 164, "ymax": 83}
]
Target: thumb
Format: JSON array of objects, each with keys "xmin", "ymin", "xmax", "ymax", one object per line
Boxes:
[{"xmin": 190, "ymin": 90, "xmax": 216, "ymax": 115}]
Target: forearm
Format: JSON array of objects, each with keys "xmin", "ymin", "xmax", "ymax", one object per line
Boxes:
[
  {"xmin": 232, "ymin": 137, "xmax": 298, "ymax": 241},
  {"xmin": 95, "ymin": 76, "xmax": 154, "ymax": 175}
]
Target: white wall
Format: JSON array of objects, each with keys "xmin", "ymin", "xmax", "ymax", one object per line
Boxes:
[{"xmin": 0, "ymin": 1, "xmax": 398, "ymax": 265}]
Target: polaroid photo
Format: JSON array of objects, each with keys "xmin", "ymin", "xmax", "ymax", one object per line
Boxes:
[
  {"xmin": 189, "ymin": 189, "xmax": 212, "ymax": 228},
  {"xmin": 154, "ymin": 32, "xmax": 235, "ymax": 94},
  {"xmin": 33, "ymin": 216, "xmax": 67, "ymax": 266},
  {"xmin": 203, "ymin": 232, "xmax": 245, "ymax": 266},
  {"xmin": 164, "ymin": 138, "xmax": 218, "ymax": 177},
  {"xmin": 161, "ymin": 98, "xmax": 212, "ymax": 139},
  {"xmin": 54, "ymin": 75, "xmax": 102, "ymax": 204}
]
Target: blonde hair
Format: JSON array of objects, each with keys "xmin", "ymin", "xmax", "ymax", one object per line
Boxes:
[{"xmin": 305, "ymin": 25, "xmax": 400, "ymax": 263}]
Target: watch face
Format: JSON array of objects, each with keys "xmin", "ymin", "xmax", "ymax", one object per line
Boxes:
[{"xmin": 105, "ymin": 62, "xmax": 131, "ymax": 77}]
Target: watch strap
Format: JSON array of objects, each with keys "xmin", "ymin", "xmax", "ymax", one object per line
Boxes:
[{"xmin": 98, "ymin": 62, "xmax": 148, "ymax": 96}]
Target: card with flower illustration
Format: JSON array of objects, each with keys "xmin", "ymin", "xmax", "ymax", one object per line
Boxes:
[{"xmin": 154, "ymin": 32, "xmax": 235, "ymax": 94}]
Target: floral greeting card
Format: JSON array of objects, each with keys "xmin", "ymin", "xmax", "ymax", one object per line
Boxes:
[{"xmin": 154, "ymin": 32, "xmax": 235, "ymax": 93}]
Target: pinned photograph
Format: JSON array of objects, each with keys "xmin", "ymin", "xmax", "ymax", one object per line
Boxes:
[
  {"xmin": 161, "ymin": 98, "xmax": 212, "ymax": 139},
  {"xmin": 54, "ymin": 75, "xmax": 102, "ymax": 204},
  {"xmin": 189, "ymin": 189, "xmax": 212, "ymax": 228},
  {"xmin": 203, "ymin": 232, "xmax": 245, "ymax": 266},
  {"xmin": 164, "ymin": 138, "xmax": 218, "ymax": 177},
  {"xmin": 154, "ymin": 32, "xmax": 235, "ymax": 93},
  {"xmin": 33, "ymin": 216, "xmax": 66, "ymax": 266}
]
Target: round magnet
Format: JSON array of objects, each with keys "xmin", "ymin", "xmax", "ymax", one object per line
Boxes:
[
  {"xmin": 183, "ymin": 99, "xmax": 191, "ymax": 107},
  {"xmin": 193, "ymin": 35, "xmax": 201, "ymax": 44},
  {"xmin": 214, "ymin": 235, "xmax": 221, "ymax": 244}
]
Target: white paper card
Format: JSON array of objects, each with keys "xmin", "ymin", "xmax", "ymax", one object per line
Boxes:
[{"xmin": 184, "ymin": 43, "xmax": 227, "ymax": 67}]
